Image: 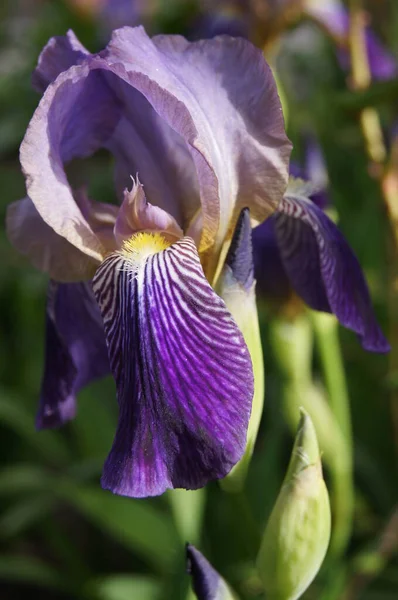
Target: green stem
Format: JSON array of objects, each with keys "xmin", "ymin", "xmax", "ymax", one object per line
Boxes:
[
  {"xmin": 311, "ymin": 312, "xmax": 352, "ymax": 446},
  {"xmin": 311, "ymin": 312, "xmax": 354, "ymax": 557}
]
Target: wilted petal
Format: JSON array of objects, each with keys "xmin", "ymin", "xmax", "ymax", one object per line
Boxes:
[
  {"xmin": 6, "ymin": 197, "xmax": 99, "ymax": 281},
  {"xmin": 274, "ymin": 186, "xmax": 390, "ymax": 351},
  {"xmin": 101, "ymin": 26, "xmax": 291, "ymax": 255},
  {"xmin": 114, "ymin": 179, "xmax": 183, "ymax": 245},
  {"xmin": 20, "ymin": 59, "xmax": 122, "ymax": 267},
  {"xmin": 32, "ymin": 30, "xmax": 89, "ymax": 93},
  {"xmin": 38, "ymin": 281, "xmax": 110, "ymax": 429},
  {"xmin": 186, "ymin": 544, "xmax": 236, "ymax": 600},
  {"xmin": 93, "ymin": 236, "xmax": 253, "ymax": 497}
]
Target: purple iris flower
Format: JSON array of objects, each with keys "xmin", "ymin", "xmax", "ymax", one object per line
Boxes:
[
  {"xmin": 305, "ymin": 0, "xmax": 397, "ymax": 80},
  {"xmin": 6, "ymin": 27, "xmax": 291, "ymax": 497},
  {"xmin": 253, "ymin": 140, "xmax": 390, "ymax": 352}
]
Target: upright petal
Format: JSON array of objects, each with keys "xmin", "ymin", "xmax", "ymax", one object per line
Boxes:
[
  {"xmin": 274, "ymin": 184, "xmax": 390, "ymax": 352},
  {"xmin": 32, "ymin": 30, "xmax": 89, "ymax": 93},
  {"xmin": 93, "ymin": 235, "xmax": 253, "ymax": 497},
  {"xmin": 20, "ymin": 58, "xmax": 122, "ymax": 270},
  {"xmin": 38, "ymin": 281, "xmax": 110, "ymax": 429},
  {"xmin": 101, "ymin": 26, "xmax": 291, "ymax": 256},
  {"xmin": 186, "ymin": 544, "xmax": 237, "ymax": 600}
]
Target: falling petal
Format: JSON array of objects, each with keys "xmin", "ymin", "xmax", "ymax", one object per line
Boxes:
[
  {"xmin": 37, "ymin": 281, "xmax": 110, "ymax": 429},
  {"xmin": 274, "ymin": 184, "xmax": 390, "ymax": 352},
  {"xmin": 93, "ymin": 235, "xmax": 253, "ymax": 497}
]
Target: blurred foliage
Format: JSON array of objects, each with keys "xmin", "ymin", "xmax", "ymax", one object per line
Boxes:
[{"xmin": 0, "ymin": 1, "xmax": 398, "ymax": 599}]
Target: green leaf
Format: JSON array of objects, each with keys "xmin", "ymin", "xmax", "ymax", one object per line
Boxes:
[
  {"xmin": 0, "ymin": 391, "xmax": 69, "ymax": 464},
  {"xmin": 0, "ymin": 464, "xmax": 52, "ymax": 495},
  {"xmin": 0, "ymin": 555, "xmax": 65, "ymax": 590},
  {"xmin": 60, "ymin": 485, "xmax": 179, "ymax": 572},
  {"xmin": 0, "ymin": 495, "xmax": 55, "ymax": 538},
  {"xmin": 88, "ymin": 575, "xmax": 161, "ymax": 600}
]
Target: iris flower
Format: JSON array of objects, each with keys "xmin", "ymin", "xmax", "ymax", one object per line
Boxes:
[
  {"xmin": 7, "ymin": 27, "xmax": 388, "ymax": 499},
  {"xmin": 6, "ymin": 27, "xmax": 291, "ymax": 497},
  {"xmin": 304, "ymin": 0, "xmax": 397, "ymax": 80}
]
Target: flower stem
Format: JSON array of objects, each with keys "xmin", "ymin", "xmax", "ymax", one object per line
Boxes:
[{"xmin": 311, "ymin": 312, "xmax": 354, "ymax": 559}]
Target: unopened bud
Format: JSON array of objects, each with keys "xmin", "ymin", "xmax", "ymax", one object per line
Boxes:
[
  {"xmin": 186, "ymin": 544, "xmax": 238, "ymax": 600},
  {"xmin": 256, "ymin": 409, "xmax": 331, "ymax": 600}
]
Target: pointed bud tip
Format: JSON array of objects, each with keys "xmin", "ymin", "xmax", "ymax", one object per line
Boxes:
[
  {"xmin": 225, "ymin": 207, "xmax": 254, "ymax": 291},
  {"xmin": 296, "ymin": 407, "xmax": 320, "ymax": 464}
]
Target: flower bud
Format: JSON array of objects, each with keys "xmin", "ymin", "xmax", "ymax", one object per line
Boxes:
[
  {"xmin": 217, "ymin": 208, "xmax": 264, "ymax": 492},
  {"xmin": 256, "ymin": 409, "xmax": 331, "ymax": 600},
  {"xmin": 186, "ymin": 544, "xmax": 238, "ymax": 600}
]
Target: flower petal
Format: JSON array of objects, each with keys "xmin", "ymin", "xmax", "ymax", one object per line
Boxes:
[
  {"xmin": 252, "ymin": 217, "xmax": 292, "ymax": 303},
  {"xmin": 6, "ymin": 197, "xmax": 99, "ymax": 281},
  {"xmin": 93, "ymin": 236, "xmax": 253, "ymax": 497},
  {"xmin": 38, "ymin": 281, "xmax": 110, "ymax": 429},
  {"xmin": 32, "ymin": 30, "xmax": 89, "ymax": 93},
  {"xmin": 114, "ymin": 178, "xmax": 184, "ymax": 245},
  {"xmin": 20, "ymin": 59, "xmax": 121, "ymax": 265},
  {"xmin": 186, "ymin": 544, "xmax": 236, "ymax": 600},
  {"xmin": 274, "ymin": 188, "xmax": 390, "ymax": 352},
  {"xmin": 101, "ymin": 26, "xmax": 291, "ymax": 255}
]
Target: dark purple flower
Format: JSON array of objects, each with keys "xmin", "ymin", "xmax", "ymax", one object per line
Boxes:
[
  {"xmin": 253, "ymin": 141, "xmax": 389, "ymax": 352},
  {"xmin": 38, "ymin": 281, "xmax": 110, "ymax": 429},
  {"xmin": 6, "ymin": 27, "xmax": 291, "ymax": 497},
  {"xmin": 186, "ymin": 544, "xmax": 235, "ymax": 600}
]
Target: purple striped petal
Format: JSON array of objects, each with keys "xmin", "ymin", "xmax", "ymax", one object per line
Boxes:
[
  {"xmin": 274, "ymin": 188, "xmax": 390, "ymax": 352},
  {"xmin": 38, "ymin": 281, "xmax": 110, "ymax": 429},
  {"xmin": 93, "ymin": 236, "xmax": 253, "ymax": 498},
  {"xmin": 186, "ymin": 544, "xmax": 235, "ymax": 600}
]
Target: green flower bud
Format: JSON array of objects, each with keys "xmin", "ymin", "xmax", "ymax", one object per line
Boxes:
[
  {"xmin": 256, "ymin": 409, "xmax": 331, "ymax": 600},
  {"xmin": 216, "ymin": 208, "xmax": 265, "ymax": 493}
]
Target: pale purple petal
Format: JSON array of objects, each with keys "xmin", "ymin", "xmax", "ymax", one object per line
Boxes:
[
  {"xmin": 20, "ymin": 60, "xmax": 122, "ymax": 269},
  {"xmin": 101, "ymin": 27, "xmax": 291, "ymax": 254},
  {"xmin": 106, "ymin": 82, "xmax": 200, "ymax": 227},
  {"xmin": 6, "ymin": 197, "xmax": 99, "ymax": 281},
  {"xmin": 274, "ymin": 190, "xmax": 390, "ymax": 352},
  {"xmin": 38, "ymin": 281, "xmax": 110, "ymax": 429},
  {"xmin": 186, "ymin": 544, "xmax": 230, "ymax": 600},
  {"xmin": 93, "ymin": 237, "xmax": 253, "ymax": 497},
  {"xmin": 32, "ymin": 30, "xmax": 89, "ymax": 93},
  {"xmin": 114, "ymin": 179, "xmax": 183, "ymax": 245}
]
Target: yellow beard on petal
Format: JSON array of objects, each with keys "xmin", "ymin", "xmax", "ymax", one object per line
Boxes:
[{"xmin": 118, "ymin": 232, "xmax": 172, "ymax": 272}]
